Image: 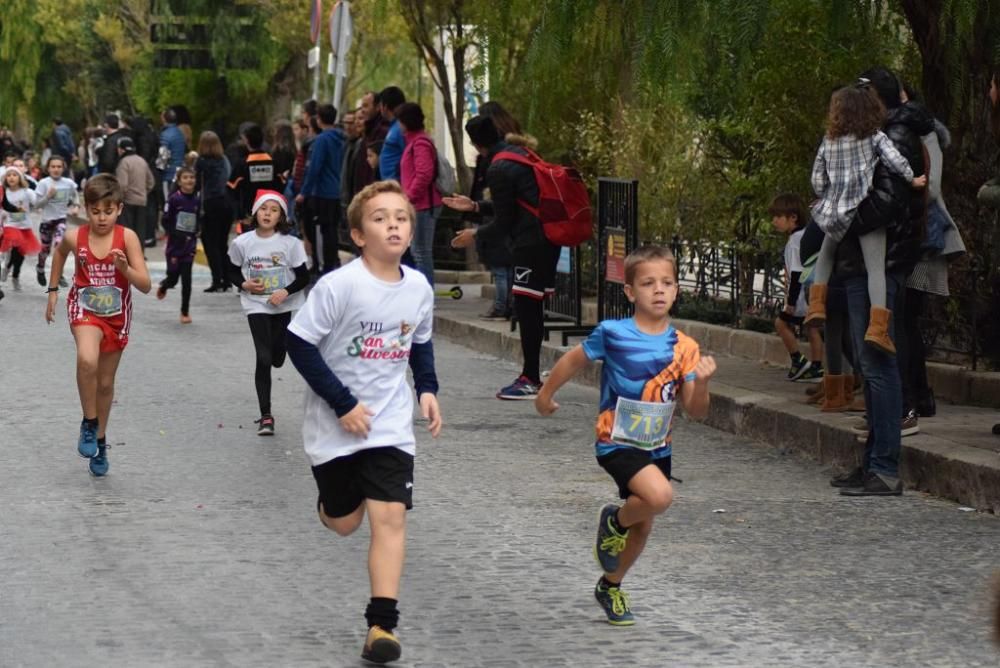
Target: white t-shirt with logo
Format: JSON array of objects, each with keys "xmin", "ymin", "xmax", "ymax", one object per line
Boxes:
[
  {"xmin": 288, "ymin": 258, "xmax": 434, "ymax": 466},
  {"xmin": 0, "ymin": 188, "xmax": 38, "ymax": 230},
  {"xmin": 228, "ymin": 230, "xmax": 308, "ymax": 316},
  {"xmin": 784, "ymin": 228, "xmax": 807, "ymax": 317}
]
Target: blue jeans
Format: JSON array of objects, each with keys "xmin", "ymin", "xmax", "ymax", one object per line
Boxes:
[
  {"xmin": 846, "ymin": 272, "xmax": 903, "ymax": 478},
  {"xmin": 492, "ymin": 265, "xmax": 513, "ymax": 313},
  {"xmin": 411, "ymin": 207, "xmax": 438, "ymax": 286}
]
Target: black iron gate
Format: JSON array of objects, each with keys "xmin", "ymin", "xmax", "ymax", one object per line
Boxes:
[{"xmin": 597, "ymin": 178, "xmax": 639, "ymax": 322}]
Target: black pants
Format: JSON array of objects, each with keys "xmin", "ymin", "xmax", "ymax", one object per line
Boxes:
[
  {"xmin": 9, "ymin": 249, "xmax": 24, "ymax": 278},
  {"xmin": 515, "ymin": 294, "xmax": 545, "ymax": 383},
  {"xmin": 161, "ymin": 262, "xmax": 193, "ymax": 315},
  {"xmin": 121, "ymin": 203, "xmax": 148, "ymax": 245},
  {"xmin": 899, "ymin": 287, "xmax": 931, "ymax": 412},
  {"xmin": 247, "ymin": 312, "xmax": 292, "ymax": 416},
  {"xmin": 308, "ymin": 196, "xmax": 342, "ymax": 274},
  {"xmin": 201, "ymin": 197, "xmax": 232, "ymax": 287}
]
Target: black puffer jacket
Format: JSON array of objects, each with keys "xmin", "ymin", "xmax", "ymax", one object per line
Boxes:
[
  {"xmin": 834, "ymin": 102, "xmax": 935, "ymax": 278},
  {"xmin": 476, "ymin": 141, "xmax": 546, "ymax": 253}
]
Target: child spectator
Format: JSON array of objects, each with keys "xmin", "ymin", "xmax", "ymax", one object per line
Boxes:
[{"xmin": 768, "ymin": 194, "xmax": 824, "ymax": 381}]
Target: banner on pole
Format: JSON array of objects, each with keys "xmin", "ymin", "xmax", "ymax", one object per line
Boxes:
[{"xmin": 310, "ymin": 0, "xmax": 323, "ymax": 44}]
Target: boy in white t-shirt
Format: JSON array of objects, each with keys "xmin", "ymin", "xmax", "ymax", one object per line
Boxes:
[
  {"xmin": 768, "ymin": 194, "xmax": 823, "ymax": 382},
  {"xmin": 287, "ymin": 180, "xmax": 441, "ymax": 665}
]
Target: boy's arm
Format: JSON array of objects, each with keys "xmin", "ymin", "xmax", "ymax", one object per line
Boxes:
[
  {"xmin": 118, "ymin": 227, "xmax": 152, "ymax": 293},
  {"xmin": 410, "ymin": 340, "xmax": 442, "ymax": 437},
  {"xmin": 45, "ymin": 230, "xmax": 76, "ymax": 322},
  {"xmin": 679, "ymin": 355, "xmax": 716, "ymax": 420},
  {"xmin": 535, "ymin": 345, "xmax": 590, "ymax": 415},
  {"xmin": 287, "ymin": 331, "xmax": 360, "ymax": 417}
]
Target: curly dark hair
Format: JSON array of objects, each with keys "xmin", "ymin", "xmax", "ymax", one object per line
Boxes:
[{"xmin": 826, "ymin": 85, "xmax": 886, "ymax": 139}]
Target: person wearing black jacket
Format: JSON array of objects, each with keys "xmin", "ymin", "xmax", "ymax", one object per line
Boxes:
[
  {"xmin": 829, "ymin": 67, "xmax": 933, "ymax": 497},
  {"xmin": 446, "ymin": 115, "xmax": 559, "ymax": 400},
  {"xmin": 97, "ymin": 114, "xmax": 133, "ymax": 175}
]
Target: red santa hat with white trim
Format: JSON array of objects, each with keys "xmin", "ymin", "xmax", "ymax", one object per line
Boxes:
[{"xmin": 251, "ymin": 190, "xmax": 288, "ymax": 217}]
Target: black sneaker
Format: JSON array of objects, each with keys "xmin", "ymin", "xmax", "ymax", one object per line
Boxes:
[
  {"xmin": 797, "ymin": 363, "xmax": 824, "ymax": 383},
  {"xmin": 840, "ymin": 471, "xmax": 903, "ymax": 496},
  {"xmin": 786, "ymin": 357, "xmax": 811, "ymax": 381},
  {"xmin": 256, "ymin": 415, "xmax": 275, "ymax": 436},
  {"xmin": 36, "ymin": 269, "xmax": 46, "ymax": 287},
  {"xmin": 900, "ymin": 410, "xmax": 920, "ymax": 437},
  {"xmin": 829, "ymin": 467, "xmax": 864, "ymax": 488}
]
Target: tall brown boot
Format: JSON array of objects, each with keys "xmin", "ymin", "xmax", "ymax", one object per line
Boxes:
[
  {"xmin": 820, "ymin": 374, "xmax": 849, "ymax": 412},
  {"xmin": 804, "ymin": 284, "xmax": 828, "ymax": 326},
  {"xmin": 864, "ymin": 306, "xmax": 897, "ymax": 355}
]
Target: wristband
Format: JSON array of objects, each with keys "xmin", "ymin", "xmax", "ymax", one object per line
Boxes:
[{"xmin": 46, "ymin": 287, "xmax": 59, "ymax": 293}]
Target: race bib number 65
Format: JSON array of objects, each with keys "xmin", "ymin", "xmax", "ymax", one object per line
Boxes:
[
  {"xmin": 611, "ymin": 397, "xmax": 675, "ymax": 450},
  {"xmin": 80, "ymin": 286, "xmax": 123, "ymax": 317},
  {"xmin": 250, "ymin": 266, "xmax": 287, "ymax": 295}
]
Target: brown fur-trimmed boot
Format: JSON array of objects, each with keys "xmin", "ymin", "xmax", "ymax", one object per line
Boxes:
[
  {"xmin": 864, "ymin": 306, "xmax": 897, "ymax": 355},
  {"xmin": 820, "ymin": 374, "xmax": 849, "ymax": 412},
  {"xmin": 803, "ymin": 284, "xmax": 828, "ymax": 326}
]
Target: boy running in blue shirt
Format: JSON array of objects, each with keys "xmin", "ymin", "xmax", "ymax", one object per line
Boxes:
[{"xmin": 536, "ymin": 245, "xmax": 716, "ymax": 625}]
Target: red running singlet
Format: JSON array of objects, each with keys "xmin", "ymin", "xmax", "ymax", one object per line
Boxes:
[{"xmin": 66, "ymin": 224, "xmax": 133, "ymax": 353}]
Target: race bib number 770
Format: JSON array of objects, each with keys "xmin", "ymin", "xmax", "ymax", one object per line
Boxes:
[{"xmin": 80, "ymin": 286, "xmax": 123, "ymax": 317}]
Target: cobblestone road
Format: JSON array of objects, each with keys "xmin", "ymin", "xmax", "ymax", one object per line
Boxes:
[{"xmin": 1, "ymin": 270, "xmax": 999, "ymax": 667}]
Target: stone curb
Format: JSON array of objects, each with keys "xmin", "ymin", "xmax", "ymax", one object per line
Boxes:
[
  {"xmin": 479, "ymin": 283, "xmax": 1000, "ymax": 410},
  {"xmin": 435, "ymin": 311, "xmax": 1000, "ymax": 513}
]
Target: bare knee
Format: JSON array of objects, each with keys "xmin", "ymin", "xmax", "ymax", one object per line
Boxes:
[
  {"xmin": 77, "ymin": 355, "xmax": 98, "ymax": 378},
  {"xmin": 97, "ymin": 377, "xmax": 115, "ymax": 397},
  {"xmin": 645, "ymin": 484, "xmax": 674, "ymax": 515},
  {"xmin": 319, "ymin": 503, "xmax": 364, "ymax": 536}
]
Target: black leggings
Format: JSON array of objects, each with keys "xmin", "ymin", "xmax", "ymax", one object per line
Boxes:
[
  {"xmin": 9, "ymin": 249, "xmax": 24, "ymax": 278},
  {"xmin": 514, "ymin": 294, "xmax": 544, "ymax": 383},
  {"xmin": 247, "ymin": 312, "xmax": 292, "ymax": 415},
  {"xmin": 160, "ymin": 262, "xmax": 193, "ymax": 315},
  {"xmin": 201, "ymin": 197, "xmax": 232, "ymax": 287}
]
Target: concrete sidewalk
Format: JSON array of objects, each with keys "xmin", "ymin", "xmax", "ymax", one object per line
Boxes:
[{"xmin": 434, "ymin": 291, "xmax": 1000, "ymax": 512}]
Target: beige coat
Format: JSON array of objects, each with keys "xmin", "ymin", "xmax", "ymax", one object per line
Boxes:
[{"xmin": 115, "ymin": 154, "xmax": 155, "ymax": 206}]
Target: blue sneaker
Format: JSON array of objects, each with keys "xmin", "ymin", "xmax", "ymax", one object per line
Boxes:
[
  {"xmin": 594, "ymin": 579, "xmax": 635, "ymax": 626},
  {"xmin": 89, "ymin": 444, "xmax": 109, "ymax": 477},
  {"xmin": 77, "ymin": 420, "xmax": 98, "ymax": 459},
  {"xmin": 496, "ymin": 375, "xmax": 541, "ymax": 400},
  {"xmin": 594, "ymin": 503, "xmax": 629, "ymax": 573}
]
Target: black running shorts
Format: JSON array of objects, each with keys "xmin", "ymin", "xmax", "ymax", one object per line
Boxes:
[
  {"xmin": 312, "ymin": 447, "xmax": 414, "ymax": 517},
  {"xmin": 597, "ymin": 448, "xmax": 672, "ymax": 500}
]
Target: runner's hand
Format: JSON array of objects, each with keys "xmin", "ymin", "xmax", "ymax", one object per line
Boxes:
[
  {"xmin": 243, "ymin": 278, "xmax": 266, "ymax": 294},
  {"xmin": 535, "ymin": 391, "xmax": 559, "ymax": 416},
  {"xmin": 419, "ymin": 393, "xmax": 442, "ymax": 438},
  {"xmin": 340, "ymin": 402, "xmax": 374, "ymax": 438},
  {"xmin": 109, "ymin": 248, "xmax": 129, "ymax": 273},
  {"xmin": 268, "ymin": 288, "xmax": 289, "ymax": 306},
  {"xmin": 912, "ymin": 174, "xmax": 928, "ymax": 189},
  {"xmin": 694, "ymin": 355, "xmax": 717, "ymax": 383},
  {"xmin": 442, "ymin": 194, "xmax": 475, "ymax": 212},
  {"xmin": 45, "ymin": 292, "xmax": 57, "ymax": 323}
]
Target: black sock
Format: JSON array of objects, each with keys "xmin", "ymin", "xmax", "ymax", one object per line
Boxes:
[
  {"xmin": 365, "ymin": 597, "xmax": 399, "ymax": 632},
  {"xmin": 599, "ymin": 575, "xmax": 621, "ymax": 590},
  {"xmin": 790, "ymin": 351, "xmax": 804, "ymax": 363},
  {"xmin": 97, "ymin": 437, "xmax": 106, "ymax": 446},
  {"xmin": 83, "ymin": 416, "xmax": 98, "ymax": 428},
  {"xmin": 612, "ymin": 509, "xmax": 629, "ymax": 532}
]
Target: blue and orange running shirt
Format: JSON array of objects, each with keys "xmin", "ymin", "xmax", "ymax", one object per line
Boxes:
[{"xmin": 582, "ymin": 318, "xmax": 701, "ymax": 458}]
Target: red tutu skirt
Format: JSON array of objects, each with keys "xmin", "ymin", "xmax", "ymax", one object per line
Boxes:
[{"xmin": 0, "ymin": 227, "xmax": 43, "ymax": 255}]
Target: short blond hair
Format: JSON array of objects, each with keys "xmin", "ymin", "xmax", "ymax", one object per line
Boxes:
[
  {"xmin": 624, "ymin": 245, "xmax": 677, "ymax": 284},
  {"xmin": 346, "ymin": 180, "xmax": 416, "ymax": 232}
]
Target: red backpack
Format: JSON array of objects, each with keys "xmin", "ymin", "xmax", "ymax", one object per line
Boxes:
[{"xmin": 492, "ymin": 148, "xmax": 593, "ymax": 247}]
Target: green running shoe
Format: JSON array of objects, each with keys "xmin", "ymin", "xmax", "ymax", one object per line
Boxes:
[{"xmin": 594, "ymin": 579, "xmax": 635, "ymax": 626}]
